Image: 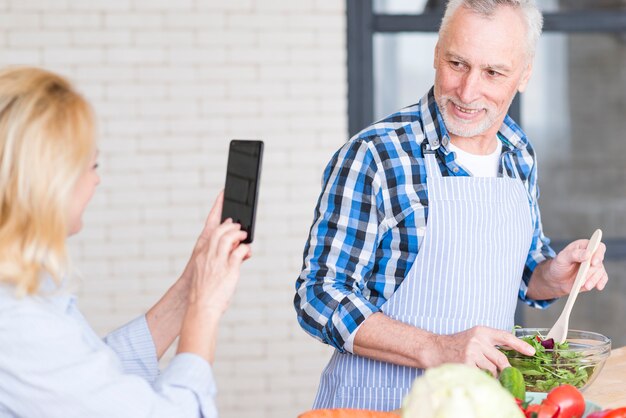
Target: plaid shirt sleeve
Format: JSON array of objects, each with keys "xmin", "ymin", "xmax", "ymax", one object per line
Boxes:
[
  {"xmin": 294, "ymin": 138, "xmax": 384, "ymax": 353},
  {"xmin": 518, "ymin": 145, "xmax": 557, "ymax": 308}
]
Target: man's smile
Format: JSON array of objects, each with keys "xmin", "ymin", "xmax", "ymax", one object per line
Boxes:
[{"xmin": 453, "ymin": 103, "xmax": 482, "ymax": 114}]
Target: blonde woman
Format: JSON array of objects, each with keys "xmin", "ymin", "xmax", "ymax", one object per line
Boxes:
[{"xmin": 0, "ymin": 67, "xmax": 251, "ymax": 417}]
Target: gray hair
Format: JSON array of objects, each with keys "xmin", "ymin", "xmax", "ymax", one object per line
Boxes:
[{"xmin": 439, "ymin": 0, "xmax": 543, "ymax": 57}]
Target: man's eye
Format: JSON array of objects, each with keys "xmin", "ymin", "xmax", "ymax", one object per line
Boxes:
[
  {"xmin": 449, "ymin": 61, "xmax": 467, "ymax": 71},
  {"xmin": 486, "ymin": 70, "xmax": 501, "ymax": 77}
]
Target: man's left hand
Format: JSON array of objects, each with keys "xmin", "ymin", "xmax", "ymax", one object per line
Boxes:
[{"xmin": 527, "ymin": 239, "xmax": 608, "ymax": 300}]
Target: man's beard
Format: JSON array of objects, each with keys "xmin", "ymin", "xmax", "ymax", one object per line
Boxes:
[{"xmin": 436, "ymin": 95, "xmax": 506, "ymax": 138}]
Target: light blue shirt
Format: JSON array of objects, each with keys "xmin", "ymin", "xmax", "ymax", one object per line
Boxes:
[{"xmin": 0, "ymin": 282, "xmax": 217, "ymax": 417}]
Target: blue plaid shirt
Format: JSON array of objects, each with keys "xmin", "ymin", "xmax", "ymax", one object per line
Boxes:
[{"xmin": 294, "ymin": 88, "xmax": 556, "ymax": 353}]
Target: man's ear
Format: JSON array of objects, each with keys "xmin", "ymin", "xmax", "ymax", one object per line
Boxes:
[
  {"xmin": 517, "ymin": 60, "xmax": 534, "ymax": 93},
  {"xmin": 433, "ymin": 43, "xmax": 439, "ymax": 69}
]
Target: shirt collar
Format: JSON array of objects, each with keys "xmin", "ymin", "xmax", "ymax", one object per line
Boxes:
[
  {"xmin": 419, "ymin": 87, "xmax": 529, "ymax": 153},
  {"xmin": 419, "ymin": 87, "xmax": 450, "ymax": 151},
  {"xmin": 38, "ymin": 275, "xmax": 75, "ymax": 313},
  {"xmin": 498, "ymin": 114, "xmax": 528, "ymax": 150}
]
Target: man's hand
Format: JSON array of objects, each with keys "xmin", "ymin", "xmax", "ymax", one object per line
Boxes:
[
  {"xmin": 353, "ymin": 314, "xmax": 534, "ymax": 377},
  {"xmin": 429, "ymin": 326, "xmax": 536, "ymax": 377},
  {"xmin": 527, "ymin": 239, "xmax": 608, "ymax": 300}
]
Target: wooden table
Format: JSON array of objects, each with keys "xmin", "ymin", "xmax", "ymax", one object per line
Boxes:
[{"xmin": 585, "ymin": 346, "xmax": 626, "ymax": 408}]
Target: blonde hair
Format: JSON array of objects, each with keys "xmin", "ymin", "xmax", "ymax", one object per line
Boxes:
[{"xmin": 0, "ymin": 67, "xmax": 95, "ymax": 295}]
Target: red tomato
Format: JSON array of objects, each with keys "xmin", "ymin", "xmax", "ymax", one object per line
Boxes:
[
  {"xmin": 525, "ymin": 403, "xmax": 541, "ymax": 416},
  {"xmin": 525, "ymin": 401, "xmax": 560, "ymax": 418},
  {"xmin": 605, "ymin": 408, "xmax": 626, "ymax": 418},
  {"xmin": 546, "ymin": 385, "xmax": 586, "ymax": 418},
  {"xmin": 516, "ymin": 398, "xmax": 526, "ymax": 414}
]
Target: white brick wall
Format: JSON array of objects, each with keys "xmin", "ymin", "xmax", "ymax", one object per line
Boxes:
[{"xmin": 1, "ymin": 1, "xmax": 345, "ymax": 416}]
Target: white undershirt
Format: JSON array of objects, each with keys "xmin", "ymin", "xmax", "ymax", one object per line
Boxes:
[{"xmin": 449, "ymin": 139, "xmax": 502, "ymax": 177}]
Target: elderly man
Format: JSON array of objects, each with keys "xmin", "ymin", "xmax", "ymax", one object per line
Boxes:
[{"xmin": 294, "ymin": 0, "xmax": 609, "ymax": 411}]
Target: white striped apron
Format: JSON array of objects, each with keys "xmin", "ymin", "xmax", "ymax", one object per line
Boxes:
[{"xmin": 312, "ymin": 144, "xmax": 534, "ymax": 411}]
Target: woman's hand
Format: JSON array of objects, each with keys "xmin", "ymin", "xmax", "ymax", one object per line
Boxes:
[
  {"xmin": 186, "ymin": 190, "xmax": 251, "ymax": 312},
  {"xmin": 146, "ymin": 191, "xmax": 252, "ymax": 358},
  {"xmin": 176, "ymin": 190, "xmax": 251, "ymax": 363},
  {"xmin": 188, "ymin": 217, "xmax": 250, "ymax": 314},
  {"xmin": 180, "ymin": 191, "xmax": 251, "ymax": 284}
]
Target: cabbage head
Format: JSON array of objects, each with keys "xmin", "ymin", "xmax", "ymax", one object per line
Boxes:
[{"xmin": 402, "ymin": 363, "xmax": 523, "ymax": 418}]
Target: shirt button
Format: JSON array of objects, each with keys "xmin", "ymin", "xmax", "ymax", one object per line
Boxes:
[{"xmin": 452, "ymin": 167, "xmax": 459, "ymax": 173}]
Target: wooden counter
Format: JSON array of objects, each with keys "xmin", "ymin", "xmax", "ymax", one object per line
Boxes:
[{"xmin": 585, "ymin": 345, "xmax": 626, "ymax": 409}]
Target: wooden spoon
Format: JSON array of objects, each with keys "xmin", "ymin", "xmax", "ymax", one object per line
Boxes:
[{"xmin": 545, "ymin": 229, "xmax": 603, "ymax": 343}]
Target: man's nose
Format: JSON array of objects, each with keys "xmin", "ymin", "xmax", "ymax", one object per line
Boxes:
[{"xmin": 457, "ymin": 71, "xmax": 481, "ymax": 104}]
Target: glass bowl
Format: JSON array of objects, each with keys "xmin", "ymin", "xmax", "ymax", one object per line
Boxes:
[{"xmin": 503, "ymin": 328, "xmax": 611, "ymax": 393}]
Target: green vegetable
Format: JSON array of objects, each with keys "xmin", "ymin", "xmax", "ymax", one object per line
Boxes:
[
  {"xmin": 499, "ymin": 331, "xmax": 595, "ymax": 392},
  {"xmin": 499, "ymin": 366, "xmax": 526, "ymax": 401},
  {"xmin": 401, "ymin": 363, "xmax": 524, "ymax": 418}
]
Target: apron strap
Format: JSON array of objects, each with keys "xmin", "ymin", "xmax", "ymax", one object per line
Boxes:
[
  {"xmin": 500, "ymin": 155, "xmax": 514, "ymax": 179},
  {"xmin": 423, "ymin": 142, "xmax": 443, "ymax": 180},
  {"xmin": 502, "ymin": 152, "xmax": 534, "ymax": 206}
]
